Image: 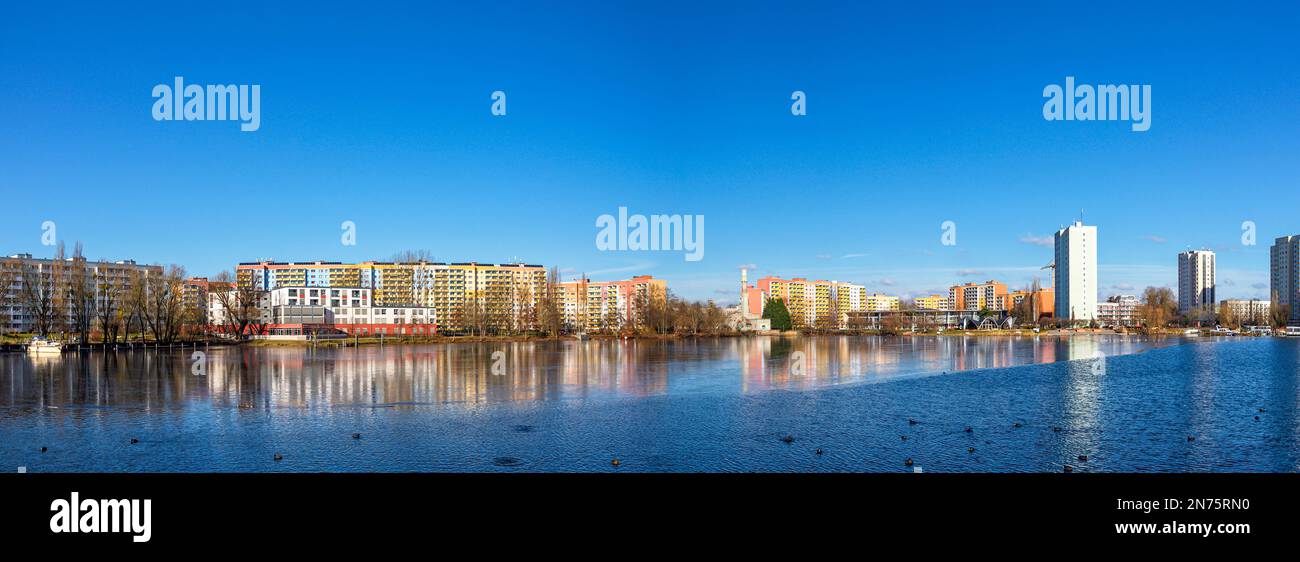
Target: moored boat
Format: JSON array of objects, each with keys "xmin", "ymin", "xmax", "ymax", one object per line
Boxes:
[{"xmin": 26, "ymin": 337, "xmax": 64, "ymax": 354}]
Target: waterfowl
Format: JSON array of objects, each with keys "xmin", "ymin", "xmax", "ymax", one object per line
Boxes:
[
  {"xmin": 40, "ymin": 446, "xmax": 47, "ymax": 453},
  {"xmin": 1063, "ymin": 465, "xmax": 1074, "ymax": 473},
  {"xmin": 1187, "ymin": 436, "xmax": 1196, "ymax": 442},
  {"xmin": 781, "ymin": 434, "xmax": 794, "ymax": 444},
  {"xmin": 900, "ymin": 435, "xmax": 908, "ymax": 441},
  {"xmin": 611, "ymin": 459, "xmax": 621, "ymax": 467},
  {"xmin": 130, "ymin": 438, "xmax": 139, "ymax": 444},
  {"xmin": 908, "ymin": 419, "xmax": 918, "ymax": 425},
  {"xmin": 1012, "ymin": 422, "xmax": 1022, "ymax": 428},
  {"xmin": 967, "ymin": 447, "xmax": 975, "ymax": 454},
  {"xmin": 815, "ymin": 448, "xmax": 823, "ymax": 455},
  {"xmin": 274, "ymin": 453, "xmax": 283, "ymax": 461},
  {"xmin": 1052, "ymin": 426, "xmax": 1062, "ymax": 433},
  {"xmin": 352, "ymin": 433, "xmax": 362, "ymax": 439},
  {"xmin": 1077, "ymin": 455, "xmax": 1088, "ymax": 462},
  {"xmin": 964, "ymin": 426, "xmax": 972, "ymax": 433},
  {"xmin": 904, "ymin": 457, "xmax": 914, "ymax": 467}
]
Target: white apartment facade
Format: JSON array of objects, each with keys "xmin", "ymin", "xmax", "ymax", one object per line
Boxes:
[
  {"xmin": 1271, "ymin": 235, "xmax": 1300, "ymax": 325},
  {"xmin": 0, "ymin": 253, "xmax": 162, "ymax": 334},
  {"xmin": 1220, "ymin": 299, "xmax": 1270, "ymax": 325},
  {"xmin": 1054, "ymin": 221, "xmax": 1098, "ymax": 322},
  {"xmin": 1177, "ymin": 249, "xmax": 1216, "ymax": 315}
]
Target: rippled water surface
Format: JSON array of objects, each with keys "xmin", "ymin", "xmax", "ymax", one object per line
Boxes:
[{"xmin": 3, "ymin": 335, "xmax": 1298, "ymax": 472}]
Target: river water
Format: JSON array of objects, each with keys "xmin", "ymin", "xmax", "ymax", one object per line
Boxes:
[{"xmin": 3, "ymin": 335, "xmax": 1297, "ymax": 472}]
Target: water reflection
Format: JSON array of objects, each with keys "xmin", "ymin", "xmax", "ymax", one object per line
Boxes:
[{"xmin": 1, "ymin": 335, "xmax": 1175, "ymax": 411}]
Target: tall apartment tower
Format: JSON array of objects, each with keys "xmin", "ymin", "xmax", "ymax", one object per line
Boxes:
[
  {"xmin": 1054, "ymin": 221, "xmax": 1097, "ymax": 322},
  {"xmin": 1271, "ymin": 235, "xmax": 1300, "ymax": 324},
  {"xmin": 1177, "ymin": 249, "xmax": 1216, "ymax": 315}
]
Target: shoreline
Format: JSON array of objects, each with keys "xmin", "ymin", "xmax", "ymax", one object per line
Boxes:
[{"xmin": 2, "ymin": 328, "xmax": 1268, "ymax": 352}]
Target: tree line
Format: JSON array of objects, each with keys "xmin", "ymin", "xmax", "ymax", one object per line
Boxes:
[{"xmin": 0, "ymin": 242, "xmax": 193, "ymax": 343}]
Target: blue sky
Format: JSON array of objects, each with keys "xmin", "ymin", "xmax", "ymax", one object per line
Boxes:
[{"xmin": 2, "ymin": 1, "xmax": 1298, "ymax": 302}]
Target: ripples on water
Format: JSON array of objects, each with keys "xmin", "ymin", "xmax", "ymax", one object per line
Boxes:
[{"xmin": 2, "ymin": 335, "xmax": 1298, "ymax": 473}]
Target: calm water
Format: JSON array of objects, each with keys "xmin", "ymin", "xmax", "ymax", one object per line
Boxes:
[{"xmin": 2, "ymin": 335, "xmax": 1298, "ymax": 472}]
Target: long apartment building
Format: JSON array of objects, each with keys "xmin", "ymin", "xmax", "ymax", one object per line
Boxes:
[
  {"xmin": 555, "ymin": 275, "xmax": 667, "ymax": 332},
  {"xmin": 755, "ymin": 276, "xmax": 894, "ymax": 328},
  {"xmin": 1, "ymin": 253, "xmax": 162, "ymax": 333},
  {"xmin": 913, "ymin": 295, "xmax": 947, "ymax": 310},
  {"xmin": 1219, "ymin": 299, "xmax": 1270, "ymax": 325},
  {"xmin": 236, "ymin": 260, "xmax": 546, "ymax": 333},
  {"xmin": 948, "ymin": 280, "xmax": 1011, "ymax": 312}
]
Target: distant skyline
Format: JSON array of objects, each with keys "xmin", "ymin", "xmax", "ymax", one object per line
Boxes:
[{"xmin": 3, "ymin": 1, "xmax": 1298, "ymax": 302}]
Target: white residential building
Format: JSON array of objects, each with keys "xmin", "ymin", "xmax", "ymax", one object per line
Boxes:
[
  {"xmin": 1177, "ymin": 249, "xmax": 1216, "ymax": 315},
  {"xmin": 1, "ymin": 253, "xmax": 161, "ymax": 334},
  {"xmin": 1220, "ymin": 299, "xmax": 1270, "ymax": 325},
  {"xmin": 1054, "ymin": 221, "xmax": 1097, "ymax": 323},
  {"xmin": 1271, "ymin": 235, "xmax": 1300, "ymax": 325},
  {"xmin": 1096, "ymin": 294, "xmax": 1139, "ymax": 327}
]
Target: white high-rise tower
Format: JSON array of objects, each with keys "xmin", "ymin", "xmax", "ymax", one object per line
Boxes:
[
  {"xmin": 1177, "ymin": 249, "xmax": 1216, "ymax": 315},
  {"xmin": 1054, "ymin": 221, "xmax": 1097, "ymax": 323}
]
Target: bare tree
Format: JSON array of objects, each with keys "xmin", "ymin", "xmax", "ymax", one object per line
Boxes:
[
  {"xmin": 462, "ymin": 297, "xmax": 488, "ymax": 336},
  {"xmin": 50, "ymin": 242, "xmax": 68, "ymax": 337},
  {"xmin": 0, "ymin": 257, "xmax": 16, "ymax": 335},
  {"xmin": 1139, "ymin": 286, "xmax": 1178, "ymax": 330},
  {"xmin": 142, "ymin": 265, "xmax": 186, "ymax": 343},
  {"xmin": 537, "ymin": 267, "xmax": 563, "ymax": 337},
  {"xmin": 66, "ymin": 243, "xmax": 96, "ymax": 343},
  {"xmin": 124, "ymin": 269, "xmax": 149, "ymax": 342},
  {"xmin": 19, "ymin": 258, "xmax": 56, "ymax": 338},
  {"xmin": 1216, "ymin": 302, "xmax": 1239, "ymax": 329},
  {"xmin": 210, "ymin": 270, "xmax": 266, "ymax": 340},
  {"xmin": 94, "ymin": 264, "xmax": 122, "ymax": 344},
  {"xmin": 389, "ymin": 249, "xmax": 436, "ymax": 263}
]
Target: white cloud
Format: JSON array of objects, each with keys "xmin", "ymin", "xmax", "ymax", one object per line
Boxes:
[{"xmin": 1018, "ymin": 234, "xmax": 1053, "ymax": 247}]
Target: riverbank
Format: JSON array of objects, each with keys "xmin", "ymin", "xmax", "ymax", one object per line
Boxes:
[{"xmin": 2, "ymin": 326, "xmax": 1271, "ymax": 352}]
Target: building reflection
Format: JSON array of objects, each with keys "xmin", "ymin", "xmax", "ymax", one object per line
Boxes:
[{"xmin": 0, "ymin": 335, "xmax": 1173, "ymax": 411}]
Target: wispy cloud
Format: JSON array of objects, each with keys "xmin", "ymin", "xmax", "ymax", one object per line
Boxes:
[
  {"xmin": 879, "ymin": 277, "xmax": 897, "ymax": 287},
  {"xmin": 841, "ymin": 253, "xmax": 867, "ymax": 259},
  {"xmin": 1110, "ymin": 283, "xmax": 1134, "ymax": 291},
  {"xmin": 1252, "ymin": 282, "xmax": 1267, "ymax": 289},
  {"xmin": 735, "ymin": 263, "xmax": 757, "ymax": 271},
  {"xmin": 957, "ymin": 269, "xmax": 984, "ymax": 277},
  {"xmin": 1018, "ymin": 234, "xmax": 1053, "ymax": 247},
  {"xmin": 815, "ymin": 254, "xmax": 833, "ymax": 260},
  {"xmin": 1142, "ymin": 235, "xmax": 1167, "ymax": 243}
]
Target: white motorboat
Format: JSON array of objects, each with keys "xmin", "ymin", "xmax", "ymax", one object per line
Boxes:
[{"xmin": 26, "ymin": 337, "xmax": 64, "ymax": 354}]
